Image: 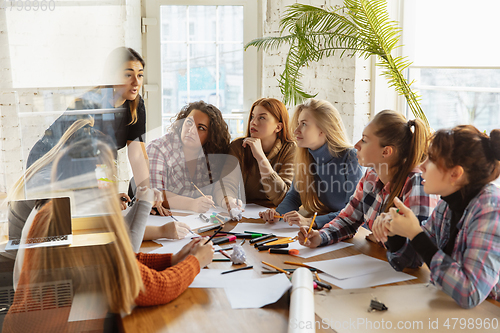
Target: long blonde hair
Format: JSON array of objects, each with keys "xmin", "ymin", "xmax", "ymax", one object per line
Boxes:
[
  {"xmin": 8, "ymin": 123, "xmax": 143, "ymax": 314},
  {"xmin": 292, "ymin": 99, "xmax": 353, "ymax": 214}
]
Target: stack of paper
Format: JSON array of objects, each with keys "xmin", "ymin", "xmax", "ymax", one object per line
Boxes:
[{"xmin": 307, "ymin": 254, "xmax": 416, "ymax": 289}]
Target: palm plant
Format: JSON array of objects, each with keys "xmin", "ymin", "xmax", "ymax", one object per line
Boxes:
[{"xmin": 245, "ymin": 0, "xmax": 428, "ymax": 125}]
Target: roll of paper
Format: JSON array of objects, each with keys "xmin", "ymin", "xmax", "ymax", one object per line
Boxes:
[{"xmin": 288, "ymin": 267, "xmax": 315, "ymax": 333}]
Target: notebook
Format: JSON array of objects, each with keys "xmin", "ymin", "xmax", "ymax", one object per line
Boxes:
[{"xmin": 5, "ymin": 197, "xmax": 73, "ymax": 251}]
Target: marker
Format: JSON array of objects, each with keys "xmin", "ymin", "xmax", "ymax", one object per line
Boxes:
[
  {"xmin": 253, "ymin": 238, "xmax": 279, "ymax": 247},
  {"xmin": 249, "ymin": 234, "xmax": 275, "ymax": 244},
  {"xmin": 215, "ymin": 247, "xmax": 233, "ymax": 252},
  {"xmin": 221, "ymin": 265, "xmax": 254, "ymax": 275},
  {"xmin": 313, "ymin": 280, "xmax": 332, "ymax": 290},
  {"xmin": 212, "ymin": 258, "xmax": 231, "ymax": 262},
  {"xmin": 204, "ymin": 225, "xmax": 223, "ymax": 245},
  {"xmin": 199, "ymin": 214, "xmax": 210, "ymax": 223},
  {"xmin": 198, "ymin": 224, "xmax": 222, "ymax": 233},
  {"xmin": 212, "ymin": 235, "xmax": 237, "ymax": 245},
  {"xmin": 269, "ymin": 248, "xmax": 299, "ymax": 255},
  {"xmin": 257, "ymin": 244, "xmax": 289, "ymax": 251}
]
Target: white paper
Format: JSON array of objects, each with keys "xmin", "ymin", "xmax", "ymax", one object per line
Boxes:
[
  {"xmin": 240, "ymin": 203, "xmax": 268, "ymax": 219},
  {"xmin": 228, "ymin": 222, "xmax": 300, "ymax": 238},
  {"xmin": 318, "ymin": 270, "xmax": 416, "ymax": 289},
  {"xmin": 146, "ymin": 215, "xmax": 176, "ymax": 227},
  {"xmin": 149, "ymin": 237, "xmax": 194, "ymax": 254},
  {"xmin": 189, "ymin": 268, "xmax": 258, "ymax": 288},
  {"xmin": 170, "ymin": 214, "xmax": 215, "ymax": 231},
  {"xmin": 169, "ymin": 207, "xmax": 224, "ymax": 215},
  {"xmin": 287, "ymin": 241, "xmax": 354, "ymax": 258},
  {"xmin": 307, "ymin": 254, "xmax": 392, "ymax": 280},
  {"xmin": 223, "ymin": 273, "xmax": 292, "ymax": 309}
]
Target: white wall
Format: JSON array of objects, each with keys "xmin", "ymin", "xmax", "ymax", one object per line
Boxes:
[{"xmin": 260, "ymin": 0, "xmax": 372, "ymax": 143}]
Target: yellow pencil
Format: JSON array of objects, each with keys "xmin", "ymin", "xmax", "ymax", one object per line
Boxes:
[
  {"xmin": 303, "ymin": 212, "xmax": 317, "ymax": 244},
  {"xmin": 283, "ymin": 261, "xmax": 311, "ymax": 268},
  {"xmin": 261, "ymin": 261, "xmax": 290, "ymax": 275},
  {"xmin": 314, "ymin": 271, "xmax": 322, "ymax": 282},
  {"xmin": 191, "ymin": 182, "xmax": 217, "ymax": 209}
]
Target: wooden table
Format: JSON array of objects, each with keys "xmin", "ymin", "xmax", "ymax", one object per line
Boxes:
[{"xmin": 120, "ymin": 218, "xmax": 499, "ymax": 333}]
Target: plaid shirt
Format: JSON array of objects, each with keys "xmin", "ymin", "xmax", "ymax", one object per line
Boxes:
[
  {"xmin": 146, "ymin": 132, "xmax": 212, "ymax": 197},
  {"xmin": 319, "ymin": 168, "xmax": 439, "ymax": 260},
  {"xmin": 393, "ymin": 183, "xmax": 500, "ymax": 308}
]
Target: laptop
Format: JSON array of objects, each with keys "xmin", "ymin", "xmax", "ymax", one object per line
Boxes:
[{"xmin": 5, "ymin": 197, "xmax": 73, "ymax": 251}]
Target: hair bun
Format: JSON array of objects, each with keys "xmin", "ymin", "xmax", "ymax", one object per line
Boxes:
[{"xmin": 489, "ymin": 129, "xmax": 500, "ymax": 161}]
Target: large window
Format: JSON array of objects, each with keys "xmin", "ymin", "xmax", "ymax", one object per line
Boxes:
[
  {"xmin": 143, "ymin": 1, "xmax": 259, "ymax": 140},
  {"xmin": 402, "ymin": 0, "xmax": 500, "ymax": 131}
]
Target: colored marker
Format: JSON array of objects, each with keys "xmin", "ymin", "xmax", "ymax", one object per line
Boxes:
[
  {"xmin": 257, "ymin": 244, "xmax": 289, "ymax": 251},
  {"xmin": 212, "ymin": 258, "xmax": 231, "ymax": 262},
  {"xmin": 269, "ymin": 248, "xmax": 299, "ymax": 255},
  {"xmin": 198, "ymin": 224, "xmax": 222, "ymax": 233},
  {"xmin": 253, "ymin": 237, "xmax": 279, "ymax": 247},
  {"xmin": 204, "ymin": 225, "xmax": 223, "ymax": 245},
  {"xmin": 313, "ymin": 279, "xmax": 332, "ymax": 290},
  {"xmin": 212, "ymin": 235, "xmax": 237, "ymax": 245},
  {"xmin": 250, "ymin": 234, "xmax": 275, "ymax": 244}
]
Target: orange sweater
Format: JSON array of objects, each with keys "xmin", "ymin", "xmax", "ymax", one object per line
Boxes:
[{"xmin": 135, "ymin": 252, "xmax": 200, "ymax": 306}]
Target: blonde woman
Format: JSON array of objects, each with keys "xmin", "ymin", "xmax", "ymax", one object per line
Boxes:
[
  {"xmin": 260, "ymin": 99, "xmax": 362, "ymax": 228},
  {"xmin": 3, "ymin": 136, "xmax": 213, "ymax": 332}
]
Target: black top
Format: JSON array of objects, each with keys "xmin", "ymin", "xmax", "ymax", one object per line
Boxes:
[{"xmin": 26, "ymin": 88, "xmax": 146, "ymax": 168}]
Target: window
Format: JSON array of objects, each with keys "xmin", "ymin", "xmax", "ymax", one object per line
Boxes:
[
  {"xmin": 401, "ymin": 0, "xmax": 500, "ymax": 131},
  {"xmin": 143, "ymin": 1, "xmax": 259, "ymax": 140}
]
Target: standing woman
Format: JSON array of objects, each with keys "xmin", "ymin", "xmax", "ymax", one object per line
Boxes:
[
  {"xmin": 26, "ymin": 47, "xmax": 168, "ymax": 215},
  {"xmin": 146, "ymin": 101, "xmax": 231, "ymax": 213},
  {"xmin": 298, "ymin": 110, "xmax": 439, "ymax": 268},
  {"xmin": 213, "ymin": 98, "xmax": 296, "ymax": 208},
  {"xmin": 260, "ymin": 99, "xmax": 363, "ymax": 228},
  {"xmin": 373, "ymin": 126, "xmax": 500, "ymax": 309}
]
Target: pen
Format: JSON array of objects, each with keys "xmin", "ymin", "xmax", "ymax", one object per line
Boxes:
[
  {"xmin": 191, "ymin": 182, "xmax": 217, "ymax": 209},
  {"xmin": 221, "ymin": 266, "xmax": 253, "ymax": 275},
  {"xmin": 303, "ymin": 212, "xmax": 317, "ymax": 244},
  {"xmin": 204, "ymin": 225, "xmax": 223, "ymax": 245}
]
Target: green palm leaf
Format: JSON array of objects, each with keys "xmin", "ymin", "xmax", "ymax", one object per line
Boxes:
[{"xmin": 245, "ymin": 0, "xmax": 428, "ymax": 125}]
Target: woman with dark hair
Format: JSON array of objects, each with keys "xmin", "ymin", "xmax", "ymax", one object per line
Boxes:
[
  {"xmin": 146, "ymin": 101, "xmax": 231, "ymax": 213},
  {"xmin": 213, "ymin": 97, "xmax": 296, "ymax": 208},
  {"xmin": 372, "ymin": 125, "xmax": 500, "ymax": 309}
]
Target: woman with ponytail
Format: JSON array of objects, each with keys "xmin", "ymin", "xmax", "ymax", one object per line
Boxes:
[
  {"xmin": 298, "ymin": 110, "xmax": 439, "ymax": 263},
  {"xmin": 372, "ymin": 126, "xmax": 500, "ymax": 309}
]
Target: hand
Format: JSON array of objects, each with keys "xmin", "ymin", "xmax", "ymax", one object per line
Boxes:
[
  {"xmin": 220, "ymin": 196, "xmax": 244, "ymax": 211},
  {"xmin": 190, "ymin": 237, "xmax": 214, "ymax": 269},
  {"xmin": 259, "ymin": 209, "xmax": 280, "ymax": 223},
  {"xmin": 192, "ymin": 195, "xmax": 215, "ymax": 213},
  {"xmin": 386, "ymin": 197, "xmax": 422, "ymax": 240},
  {"xmin": 147, "ymin": 188, "xmax": 171, "ymax": 216},
  {"xmin": 283, "ymin": 211, "xmax": 311, "ymax": 227},
  {"xmin": 119, "ymin": 193, "xmax": 131, "ymax": 210},
  {"xmin": 298, "ymin": 226, "xmax": 321, "ymax": 248},
  {"xmin": 160, "ymin": 221, "xmax": 192, "ymax": 240},
  {"xmin": 172, "ymin": 238, "xmax": 201, "ymax": 265},
  {"xmin": 371, "ymin": 212, "xmax": 394, "ymax": 244},
  {"xmin": 242, "ymin": 137, "xmax": 266, "ymax": 161}
]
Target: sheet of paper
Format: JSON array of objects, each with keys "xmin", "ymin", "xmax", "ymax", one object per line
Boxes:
[
  {"xmin": 287, "ymin": 241, "xmax": 354, "ymax": 258},
  {"xmin": 170, "ymin": 214, "xmax": 215, "ymax": 231},
  {"xmin": 146, "ymin": 215, "xmax": 176, "ymax": 227},
  {"xmin": 307, "ymin": 254, "xmax": 392, "ymax": 280},
  {"xmin": 229, "ymin": 222, "xmax": 300, "ymax": 238},
  {"xmin": 169, "ymin": 207, "xmax": 224, "ymax": 215},
  {"xmin": 240, "ymin": 203, "xmax": 268, "ymax": 219},
  {"xmin": 318, "ymin": 269, "xmax": 416, "ymax": 289},
  {"xmin": 223, "ymin": 273, "xmax": 292, "ymax": 309},
  {"xmin": 189, "ymin": 268, "xmax": 259, "ymax": 288},
  {"xmin": 149, "ymin": 237, "xmax": 194, "ymax": 254}
]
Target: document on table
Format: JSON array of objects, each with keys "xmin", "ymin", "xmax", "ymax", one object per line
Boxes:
[
  {"xmin": 223, "ymin": 273, "xmax": 292, "ymax": 309},
  {"xmin": 307, "ymin": 254, "xmax": 393, "ymax": 280},
  {"xmin": 229, "ymin": 222, "xmax": 300, "ymax": 238},
  {"xmin": 287, "ymin": 241, "xmax": 353, "ymax": 258},
  {"xmin": 189, "ymin": 268, "xmax": 258, "ymax": 288},
  {"xmin": 146, "ymin": 214, "xmax": 214, "ymax": 231},
  {"xmin": 240, "ymin": 203, "xmax": 268, "ymax": 219},
  {"xmin": 318, "ymin": 269, "xmax": 416, "ymax": 289},
  {"xmin": 149, "ymin": 237, "xmax": 194, "ymax": 254}
]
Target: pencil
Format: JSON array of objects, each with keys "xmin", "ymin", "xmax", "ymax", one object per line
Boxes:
[
  {"xmin": 303, "ymin": 212, "xmax": 317, "ymax": 244},
  {"xmin": 221, "ymin": 266, "xmax": 253, "ymax": 275},
  {"xmin": 274, "ymin": 214, "xmax": 284, "ymax": 219},
  {"xmin": 314, "ymin": 271, "xmax": 322, "ymax": 282},
  {"xmin": 191, "ymin": 182, "xmax": 217, "ymax": 209},
  {"xmin": 261, "ymin": 261, "xmax": 290, "ymax": 275},
  {"xmin": 219, "ymin": 249, "xmax": 231, "ymax": 259},
  {"xmin": 283, "ymin": 261, "xmax": 311, "ymax": 268},
  {"xmin": 204, "ymin": 225, "xmax": 223, "ymax": 245}
]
